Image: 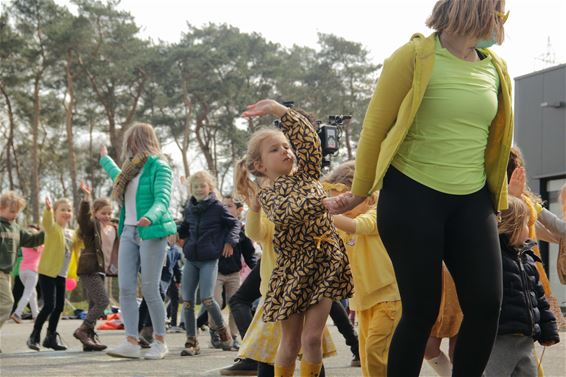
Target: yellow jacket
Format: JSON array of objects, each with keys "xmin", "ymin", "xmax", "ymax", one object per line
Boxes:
[
  {"xmin": 245, "ymin": 209, "xmax": 276, "ymax": 297},
  {"xmin": 352, "ymin": 32, "xmax": 513, "ymax": 211},
  {"xmin": 38, "ymin": 208, "xmax": 78, "ymax": 279},
  {"xmin": 337, "ymin": 209, "xmax": 399, "ymax": 312}
]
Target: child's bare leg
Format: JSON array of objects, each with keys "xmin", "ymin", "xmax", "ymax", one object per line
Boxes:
[
  {"xmin": 301, "ymin": 298, "xmax": 332, "ymax": 362},
  {"xmin": 276, "ymin": 312, "xmax": 304, "ymax": 367}
]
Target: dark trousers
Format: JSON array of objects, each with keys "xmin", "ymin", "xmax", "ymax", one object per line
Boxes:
[
  {"xmin": 377, "ymin": 167, "xmax": 502, "ymax": 377},
  {"xmin": 329, "ymin": 301, "xmax": 359, "ymax": 358},
  {"xmin": 11, "ymin": 275, "xmax": 23, "ymax": 314},
  {"xmin": 34, "ymin": 275, "xmax": 65, "ymax": 333},
  {"xmin": 257, "ymin": 362, "xmax": 326, "ymax": 377},
  {"xmin": 166, "ymin": 282, "xmax": 180, "ymax": 327},
  {"xmin": 228, "ymin": 259, "xmax": 261, "ymax": 337}
]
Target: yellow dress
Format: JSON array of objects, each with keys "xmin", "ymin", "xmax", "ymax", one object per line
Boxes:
[
  {"xmin": 430, "ymin": 264, "xmax": 463, "ymax": 338},
  {"xmin": 259, "ymin": 109, "xmax": 353, "ymax": 322}
]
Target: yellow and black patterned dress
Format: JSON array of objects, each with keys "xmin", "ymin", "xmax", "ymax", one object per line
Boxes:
[{"xmin": 259, "ymin": 109, "xmax": 354, "ymax": 322}]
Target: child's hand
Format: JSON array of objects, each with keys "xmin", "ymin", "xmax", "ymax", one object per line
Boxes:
[
  {"xmin": 137, "ymin": 217, "xmax": 152, "ymax": 227},
  {"xmin": 45, "ymin": 196, "xmax": 52, "ymax": 210},
  {"xmin": 222, "ymin": 243, "xmax": 234, "ymax": 258},
  {"xmin": 508, "ymin": 167, "xmax": 526, "ymax": 197},
  {"xmin": 323, "ymin": 192, "xmax": 366, "ymax": 215},
  {"xmin": 100, "ymin": 145, "xmax": 108, "ymax": 157},
  {"xmin": 80, "ymin": 180, "xmax": 92, "ymax": 197},
  {"xmin": 539, "ymin": 339, "xmax": 559, "ymax": 347},
  {"xmin": 241, "ymin": 99, "xmax": 287, "ymax": 118}
]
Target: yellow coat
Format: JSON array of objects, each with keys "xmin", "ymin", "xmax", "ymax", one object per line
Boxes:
[
  {"xmin": 337, "ymin": 209, "xmax": 399, "ymax": 312},
  {"xmin": 245, "ymin": 209, "xmax": 276, "ymax": 297},
  {"xmin": 38, "ymin": 208, "xmax": 77, "ymax": 279},
  {"xmin": 352, "ymin": 32, "xmax": 514, "ymax": 211}
]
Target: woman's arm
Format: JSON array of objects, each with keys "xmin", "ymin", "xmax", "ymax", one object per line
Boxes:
[{"xmin": 351, "ymin": 42, "xmax": 416, "ymax": 196}]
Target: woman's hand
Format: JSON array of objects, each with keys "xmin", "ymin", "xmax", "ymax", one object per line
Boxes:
[
  {"xmin": 509, "ymin": 167, "xmax": 526, "ymax": 198},
  {"xmin": 137, "ymin": 217, "xmax": 152, "ymax": 227},
  {"xmin": 323, "ymin": 192, "xmax": 367, "ymax": 215},
  {"xmin": 100, "ymin": 145, "xmax": 108, "ymax": 157},
  {"xmin": 241, "ymin": 99, "xmax": 288, "ymax": 118},
  {"xmin": 79, "ymin": 180, "xmax": 92, "ymax": 198},
  {"xmin": 222, "ymin": 243, "xmax": 234, "ymax": 258}
]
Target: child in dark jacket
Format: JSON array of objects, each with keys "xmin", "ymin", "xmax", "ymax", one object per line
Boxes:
[
  {"xmin": 206, "ymin": 195, "xmax": 256, "ymax": 350},
  {"xmin": 484, "ymin": 196, "xmax": 560, "ymax": 377},
  {"xmin": 177, "ymin": 171, "xmax": 241, "ymax": 356}
]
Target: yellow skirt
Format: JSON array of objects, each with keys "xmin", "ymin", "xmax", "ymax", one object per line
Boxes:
[
  {"xmin": 238, "ymin": 302, "xmax": 337, "ymax": 364},
  {"xmin": 430, "ymin": 264, "xmax": 463, "ymax": 338}
]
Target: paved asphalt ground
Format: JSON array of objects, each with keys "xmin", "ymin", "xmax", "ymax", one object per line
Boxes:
[{"xmin": 0, "ymin": 319, "xmax": 564, "ymax": 376}]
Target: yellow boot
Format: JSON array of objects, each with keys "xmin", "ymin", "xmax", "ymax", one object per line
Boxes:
[
  {"xmin": 300, "ymin": 360, "xmax": 322, "ymax": 377},
  {"xmin": 275, "ymin": 363, "xmax": 295, "ymax": 377}
]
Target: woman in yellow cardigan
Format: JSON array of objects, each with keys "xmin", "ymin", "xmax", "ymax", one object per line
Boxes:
[
  {"xmin": 325, "ymin": 1, "xmax": 514, "ymax": 376},
  {"xmin": 27, "ymin": 197, "xmax": 77, "ymax": 351}
]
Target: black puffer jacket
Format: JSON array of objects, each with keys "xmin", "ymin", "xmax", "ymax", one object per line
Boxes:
[
  {"xmin": 218, "ymin": 224, "xmax": 257, "ymax": 275},
  {"xmin": 498, "ymin": 235, "xmax": 560, "ymax": 344},
  {"xmin": 177, "ymin": 193, "xmax": 241, "ymax": 262}
]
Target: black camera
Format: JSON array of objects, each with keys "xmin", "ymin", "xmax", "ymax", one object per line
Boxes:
[{"xmin": 273, "ymin": 101, "xmax": 350, "ymax": 169}]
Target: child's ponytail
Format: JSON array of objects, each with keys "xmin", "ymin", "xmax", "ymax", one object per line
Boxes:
[{"xmin": 235, "ymin": 158, "xmax": 259, "ymax": 206}]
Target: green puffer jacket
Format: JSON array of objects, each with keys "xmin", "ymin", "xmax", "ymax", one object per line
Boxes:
[{"xmin": 100, "ymin": 155, "xmax": 177, "ymax": 240}]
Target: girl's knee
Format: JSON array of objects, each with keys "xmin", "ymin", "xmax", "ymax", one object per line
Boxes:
[
  {"xmin": 201, "ymin": 297, "xmax": 216, "ymax": 308},
  {"xmin": 301, "ymin": 331, "xmax": 323, "ymax": 352}
]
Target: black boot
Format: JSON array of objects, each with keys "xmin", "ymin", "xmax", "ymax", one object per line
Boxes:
[
  {"xmin": 42, "ymin": 330, "xmax": 67, "ymax": 351},
  {"xmin": 27, "ymin": 328, "xmax": 41, "ymax": 351}
]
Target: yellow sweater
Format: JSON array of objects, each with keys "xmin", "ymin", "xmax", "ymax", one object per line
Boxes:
[
  {"xmin": 245, "ymin": 209, "xmax": 276, "ymax": 297},
  {"xmin": 337, "ymin": 209, "xmax": 399, "ymax": 311},
  {"xmin": 352, "ymin": 32, "xmax": 513, "ymax": 211},
  {"xmin": 38, "ymin": 208, "xmax": 78, "ymax": 279}
]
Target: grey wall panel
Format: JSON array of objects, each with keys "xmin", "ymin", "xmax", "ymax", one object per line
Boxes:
[{"xmin": 541, "ymin": 69, "xmax": 566, "ymax": 175}]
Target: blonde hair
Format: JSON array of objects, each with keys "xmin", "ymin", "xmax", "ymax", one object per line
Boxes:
[
  {"xmin": 0, "ymin": 191, "xmax": 26, "ymax": 210},
  {"xmin": 498, "ymin": 196, "xmax": 529, "ymax": 246},
  {"xmin": 426, "ymin": 0, "xmax": 506, "ymax": 43},
  {"xmin": 121, "ymin": 123, "xmax": 162, "ymax": 161},
  {"xmin": 322, "ymin": 160, "xmax": 377, "ymax": 207},
  {"xmin": 53, "ymin": 198, "xmax": 72, "ymax": 212},
  {"xmin": 235, "ymin": 127, "xmax": 286, "ymax": 203},
  {"xmin": 188, "ymin": 170, "xmax": 219, "ymax": 197}
]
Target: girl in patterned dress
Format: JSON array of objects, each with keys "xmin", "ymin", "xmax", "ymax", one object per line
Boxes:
[{"xmin": 238, "ymin": 99, "xmax": 353, "ymax": 377}]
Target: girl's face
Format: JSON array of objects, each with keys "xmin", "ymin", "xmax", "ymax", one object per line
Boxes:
[
  {"xmin": 191, "ymin": 179, "xmax": 211, "ymax": 202},
  {"xmin": 254, "ymin": 134, "xmax": 295, "ymax": 181},
  {"xmin": 95, "ymin": 205, "xmax": 112, "ymax": 225},
  {"xmin": 55, "ymin": 203, "xmax": 73, "ymax": 226},
  {"xmin": 223, "ymin": 198, "xmax": 243, "ymax": 220}
]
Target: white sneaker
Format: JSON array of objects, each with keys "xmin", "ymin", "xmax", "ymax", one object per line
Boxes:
[
  {"xmin": 145, "ymin": 341, "xmax": 168, "ymax": 360},
  {"xmin": 107, "ymin": 340, "xmax": 141, "ymax": 359}
]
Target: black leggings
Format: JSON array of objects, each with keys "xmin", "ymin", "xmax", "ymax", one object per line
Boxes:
[
  {"xmin": 257, "ymin": 362, "xmax": 325, "ymax": 377},
  {"xmin": 34, "ymin": 274, "xmax": 66, "ymax": 333},
  {"xmin": 377, "ymin": 167, "xmax": 502, "ymax": 377},
  {"xmin": 229, "ymin": 259, "xmax": 262, "ymax": 337}
]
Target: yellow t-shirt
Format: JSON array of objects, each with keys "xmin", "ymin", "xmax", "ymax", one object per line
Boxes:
[
  {"xmin": 391, "ymin": 35, "xmax": 500, "ymax": 195},
  {"xmin": 337, "ymin": 209, "xmax": 400, "ymax": 311}
]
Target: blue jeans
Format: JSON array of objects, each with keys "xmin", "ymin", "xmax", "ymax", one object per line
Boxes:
[
  {"xmin": 118, "ymin": 226, "xmax": 167, "ymax": 337},
  {"xmin": 181, "ymin": 259, "xmax": 225, "ymax": 337}
]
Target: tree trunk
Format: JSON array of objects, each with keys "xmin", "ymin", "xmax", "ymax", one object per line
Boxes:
[
  {"xmin": 31, "ymin": 75, "xmax": 41, "ymax": 223},
  {"xmin": 344, "ymin": 126, "xmax": 353, "ymax": 160},
  {"xmin": 0, "ymin": 83, "xmax": 15, "ymax": 189},
  {"xmin": 181, "ymin": 78, "xmax": 192, "ymax": 177},
  {"xmin": 65, "ymin": 49, "xmax": 79, "ymax": 214}
]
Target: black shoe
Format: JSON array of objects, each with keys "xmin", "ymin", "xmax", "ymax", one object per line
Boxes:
[
  {"xmin": 42, "ymin": 330, "xmax": 67, "ymax": 351},
  {"xmin": 27, "ymin": 329, "xmax": 41, "ymax": 351},
  {"xmin": 351, "ymin": 353, "xmax": 361, "ymax": 367},
  {"xmin": 220, "ymin": 358, "xmax": 258, "ymax": 376}
]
